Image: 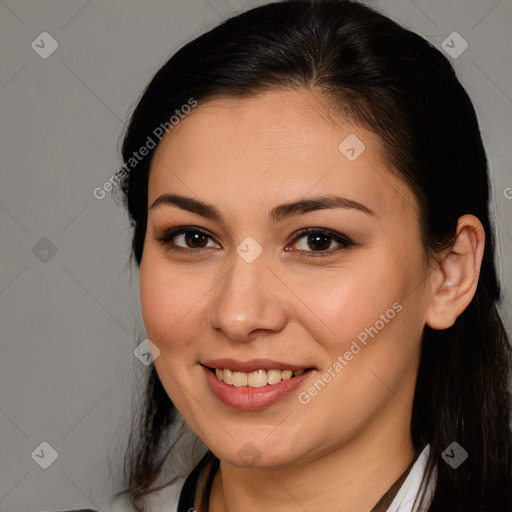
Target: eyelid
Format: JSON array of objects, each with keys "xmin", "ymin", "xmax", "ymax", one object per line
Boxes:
[
  {"xmin": 153, "ymin": 226, "xmax": 222, "ymax": 250},
  {"xmin": 287, "ymin": 227, "xmax": 354, "ymax": 255},
  {"xmin": 288, "ymin": 225, "xmax": 352, "ymax": 243},
  {"xmin": 153, "ymin": 225, "xmax": 355, "ymax": 256}
]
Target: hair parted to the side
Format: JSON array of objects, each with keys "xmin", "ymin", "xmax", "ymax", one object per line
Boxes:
[{"xmin": 113, "ymin": 1, "xmax": 512, "ymax": 511}]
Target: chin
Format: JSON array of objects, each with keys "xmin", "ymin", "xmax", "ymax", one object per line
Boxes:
[{"xmin": 210, "ymin": 438, "xmax": 302, "ymax": 469}]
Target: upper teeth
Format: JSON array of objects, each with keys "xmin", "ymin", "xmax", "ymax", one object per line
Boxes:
[{"xmin": 214, "ymin": 368, "xmax": 305, "ymax": 387}]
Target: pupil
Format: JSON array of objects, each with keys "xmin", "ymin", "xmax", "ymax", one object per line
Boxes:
[
  {"xmin": 185, "ymin": 232, "xmax": 208, "ymax": 248},
  {"xmin": 307, "ymin": 234, "xmax": 330, "ymax": 251}
]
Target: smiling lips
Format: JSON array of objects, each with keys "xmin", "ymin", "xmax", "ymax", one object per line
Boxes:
[
  {"xmin": 201, "ymin": 363, "xmax": 314, "ymax": 409},
  {"xmin": 201, "ymin": 358, "xmax": 315, "ymax": 408},
  {"xmin": 212, "ymin": 367, "xmax": 306, "ymax": 387},
  {"xmin": 202, "ymin": 358, "xmax": 313, "ymax": 387}
]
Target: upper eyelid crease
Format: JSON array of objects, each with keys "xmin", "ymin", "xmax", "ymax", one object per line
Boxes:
[
  {"xmin": 154, "ymin": 227, "xmax": 354, "ymax": 253},
  {"xmin": 149, "ymin": 193, "xmax": 376, "ymax": 224}
]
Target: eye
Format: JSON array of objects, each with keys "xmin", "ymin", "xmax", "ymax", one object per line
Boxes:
[
  {"xmin": 153, "ymin": 226, "xmax": 354, "ymax": 258},
  {"xmin": 287, "ymin": 228, "xmax": 354, "ymax": 257},
  {"xmin": 153, "ymin": 227, "xmax": 221, "ymax": 254}
]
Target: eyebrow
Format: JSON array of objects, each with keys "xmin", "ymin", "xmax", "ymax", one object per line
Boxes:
[{"xmin": 149, "ymin": 193, "xmax": 376, "ymax": 223}]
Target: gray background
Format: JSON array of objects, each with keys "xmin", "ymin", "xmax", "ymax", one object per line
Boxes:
[{"xmin": 1, "ymin": 0, "xmax": 511, "ymax": 510}]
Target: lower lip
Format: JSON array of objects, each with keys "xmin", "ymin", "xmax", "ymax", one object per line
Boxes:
[{"xmin": 201, "ymin": 365, "xmax": 314, "ymax": 410}]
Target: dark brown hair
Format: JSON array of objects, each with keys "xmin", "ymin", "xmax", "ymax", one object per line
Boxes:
[{"xmin": 115, "ymin": 1, "xmax": 512, "ymax": 510}]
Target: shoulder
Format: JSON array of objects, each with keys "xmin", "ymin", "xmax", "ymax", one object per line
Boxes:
[{"xmin": 110, "ymin": 476, "xmax": 187, "ymax": 512}]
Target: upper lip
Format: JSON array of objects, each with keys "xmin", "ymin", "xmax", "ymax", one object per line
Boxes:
[{"xmin": 201, "ymin": 358, "xmax": 315, "ymax": 373}]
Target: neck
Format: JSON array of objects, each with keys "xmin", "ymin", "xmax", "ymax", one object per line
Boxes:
[{"xmin": 209, "ymin": 406, "xmax": 416, "ymax": 512}]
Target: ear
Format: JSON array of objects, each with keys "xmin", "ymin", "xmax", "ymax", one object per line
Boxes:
[{"xmin": 425, "ymin": 214, "xmax": 485, "ymax": 330}]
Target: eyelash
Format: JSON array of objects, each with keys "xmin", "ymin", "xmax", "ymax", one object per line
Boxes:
[{"xmin": 153, "ymin": 225, "xmax": 355, "ymax": 259}]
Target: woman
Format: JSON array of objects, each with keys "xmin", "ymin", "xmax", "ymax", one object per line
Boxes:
[{"xmin": 112, "ymin": 1, "xmax": 512, "ymax": 511}]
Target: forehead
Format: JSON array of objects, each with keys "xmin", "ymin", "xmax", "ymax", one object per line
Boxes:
[{"xmin": 148, "ymin": 89, "xmax": 417, "ymax": 222}]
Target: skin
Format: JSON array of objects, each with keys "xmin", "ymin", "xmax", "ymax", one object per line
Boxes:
[{"xmin": 139, "ymin": 88, "xmax": 485, "ymax": 512}]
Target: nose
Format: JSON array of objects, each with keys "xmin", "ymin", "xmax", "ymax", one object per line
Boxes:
[{"xmin": 207, "ymin": 251, "xmax": 289, "ymax": 342}]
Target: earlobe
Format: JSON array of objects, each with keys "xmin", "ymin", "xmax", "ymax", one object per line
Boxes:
[{"xmin": 425, "ymin": 215, "xmax": 485, "ymax": 330}]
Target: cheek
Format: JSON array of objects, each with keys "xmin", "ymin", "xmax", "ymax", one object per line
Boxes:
[
  {"xmin": 303, "ymin": 247, "xmax": 424, "ymax": 358},
  {"xmin": 301, "ymin": 270, "xmax": 403, "ymax": 348},
  {"xmin": 139, "ymin": 250, "xmax": 203, "ymax": 352}
]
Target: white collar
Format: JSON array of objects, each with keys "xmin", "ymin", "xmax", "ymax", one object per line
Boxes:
[{"xmin": 386, "ymin": 444, "xmax": 436, "ymax": 512}]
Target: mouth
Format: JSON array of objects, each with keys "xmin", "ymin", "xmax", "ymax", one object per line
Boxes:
[
  {"xmin": 203, "ymin": 365, "xmax": 316, "ymax": 388},
  {"xmin": 200, "ymin": 357, "xmax": 318, "ymax": 409},
  {"xmin": 201, "ymin": 363, "xmax": 316, "ymax": 409}
]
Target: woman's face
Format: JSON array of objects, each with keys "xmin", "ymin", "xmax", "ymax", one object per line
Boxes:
[{"xmin": 139, "ymin": 89, "xmax": 431, "ymax": 468}]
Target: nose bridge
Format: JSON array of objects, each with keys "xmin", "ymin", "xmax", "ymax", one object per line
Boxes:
[{"xmin": 208, "ymin": 246, "xmax": 286, "ymax": 341}]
